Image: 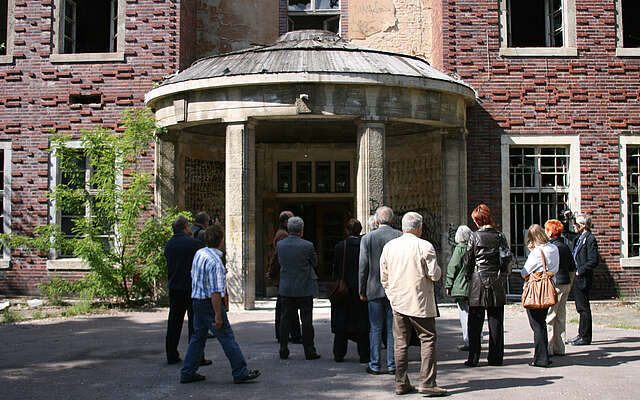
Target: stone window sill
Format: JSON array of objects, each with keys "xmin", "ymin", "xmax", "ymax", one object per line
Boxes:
[
  {"xmin": 616, "ymin": 48, "xmax": 640, "ymax": 57},
  {"xmin": 0, "ymin": 259, "xmax": 10, "ymax": 270},
  {"xmin": 49, "ymin": 52, "xmax": 125, "ymax": 63},
  {"xmin": 46, "ymin": 258, "xmax": 90, "ymax": 271},
  {"xmin": 0, "ymin": 55, "xmax": 13, "ymax": 64},
  {"xmin": 620, "ymin": 257, "xmax": 640, "ymax": 268},
  {"xmin": 499, "ymin": 47, "xmax": 578, "ymax": 57}
]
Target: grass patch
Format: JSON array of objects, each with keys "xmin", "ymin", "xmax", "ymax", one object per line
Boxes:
[
  {"xmin": 62, "ymin": 299, "xmax": 93, "ymax": 317},
  {"xmin": 2, "ymin": 309, "xmax": 24, "ymax": 323},
  {"xmin": 606, "ymin": 323, "xmax": 640, "ymax": 330},
  {"xmin": 569, "ymin": 318, "xmax": 580, "ymax": 324}
]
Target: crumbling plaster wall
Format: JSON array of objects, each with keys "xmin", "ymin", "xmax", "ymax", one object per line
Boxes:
[
  {"xmin": 195, "ymin": 0, "xmax": 279, "ymax": 58},
  {"xmin": 348, "ymin": 0, "xmax": 433, "ymax": 63}
]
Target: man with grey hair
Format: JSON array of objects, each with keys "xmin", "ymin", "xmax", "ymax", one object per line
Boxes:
[
  {"xmin": 380, "ymin": 212, "xmax": 445, "ymax": 396},
  {"xmin": 570, "ymin": 214, "xmax": 599, "ymax": 346},
  {"xmin": 367, "ymin": 215, "xmax": 378, "ymax": 232},
  {"xmin": 359, "ymin": 206, "xmax": 402, "ymax": 375},
  {"xmin": 276, "ymin": 217, "xmax": 321, "ymax": 360}
]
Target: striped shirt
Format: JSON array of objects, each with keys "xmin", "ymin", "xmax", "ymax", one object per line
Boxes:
[{"xmin": 190, "ymin": 247, "xmax": 226, "ymax": 300}]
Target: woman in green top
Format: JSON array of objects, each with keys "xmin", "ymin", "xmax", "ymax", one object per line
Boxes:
[{"xmin": 446, "ymin": 225, "xmax": 472, "ymax": 351}]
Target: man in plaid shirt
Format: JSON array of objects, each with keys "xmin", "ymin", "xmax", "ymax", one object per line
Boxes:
[{"xmin": 180, "ymin": 224, "xmax": 260, "ymax": 384}]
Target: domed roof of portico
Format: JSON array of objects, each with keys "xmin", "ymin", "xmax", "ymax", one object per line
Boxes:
[{"xmin": 146, "ymin": 30, "xmax": 476, "ymax": 105}]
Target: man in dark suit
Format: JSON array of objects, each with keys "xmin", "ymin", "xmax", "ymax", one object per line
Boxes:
[
  {"xmin": 165, "ymin": 215, "xmax": 210, "ymax": 365},
  {"xmin": 359, "ymin": 206, "xmax": 402, "ymax": 375},
  {"xmin": 277, "ymin": 216, "xmax": 321, "ymax": 361},
  {"xmin": 570, "ymin": 214, "xmax": 599, "ymax": 346},
  {"xmin": 190, "ymin": 211, "xmax": 209, "ymax": 244}
]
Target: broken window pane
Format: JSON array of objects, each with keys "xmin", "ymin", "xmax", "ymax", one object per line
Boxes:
[
  {"xmin": 622, "ymin": 0, "xmax": 640, "ymax": 48},
  {"xmin": 62, "ymin": 0, "xmax": 117, "ymax": 53},
  {"xmin": 289, "ymin": 0, "xmax": 311, "ymax": 11},
  {"xmin": 316, "ymin": 0, "xmax": 340, "ymax": 10},
  {"xmin": 508, "ymin": 0, "xmax": 563, "ymax": 47}
]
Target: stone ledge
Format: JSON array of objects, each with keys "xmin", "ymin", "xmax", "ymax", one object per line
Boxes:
[
  {"xmin": 499, "ymin": 47, "xmax": 578, "ymax": 57},
  {"xmin": 49, "ymin": 52, "xmax": 126, "ymax": 63},
  {"xmin": 46, "ymin": 259, "xmax": 90, "ymax": 271},
  {"xmin": 616, "ymin": 48, "xmax": 640, "ymax": 57},
  {"xmin": 0, "ymin": 259, "xmax": 10, "ymax": 270},
  {"xmin": 620, "ymin": 257, "xmax": 640, "ymax": 268},
  {"xmin": 0, "ymin": 55, "xmax": 14, "ymax": 64}
]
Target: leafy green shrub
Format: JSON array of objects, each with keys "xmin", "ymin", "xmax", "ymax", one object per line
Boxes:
[
  {"xmin": 2, "ymin": 309, "xmax": 23, "ymax": 323},
  {"xmin": 62, "ymin": 299, "xmax": 93, "ymax": 317},
  {"xmin": 38, "ymin": 278, "xmax": 81, "ymax": 306}
]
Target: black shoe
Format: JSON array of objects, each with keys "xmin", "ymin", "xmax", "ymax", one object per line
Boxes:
[
  {"xmin": 366, "ymin": 366, "xmax": 383, "ymax": 375},
  {"xmin": 167, "ymin": 357, "xmax": 182, "ymax": 365},
  {"xmin": 529, "ymin": 360, "xmax": 552, "ymax": 368},
  {"xmin": 388, "ymin": 369, "xmax": 396, "ymax": 375},
  {"xmin": 572, "ymin": 338, "xmax": 591, "ymax": 346},
  {"xmin": 200, "ymin": 359, "xmax": 212, "ymax": 366},
  {"xmin": 234, "ymin": 369, "xmax": 260, "ymax": 384},
  {"xmin": 334, "ymin": 357, "xmax": 345, "ymax": 362},
  {"xmin": 359, "ymin": 358, "xmax": 370, "ymax": 364},
  {"xmin": 306, "ymin": 353, "xmax": 321, "ymax": 360},
  {"xmin": 464, "ymin": 360, "xmax": 478, "ymax": 367},
  {"xmin": 279, "ymin": 348, "xmax": 289, "ymax": 360},
  {"xmin": 487, "ymin": 361, "xmax": 503, "ymax": 366},
  {"xmin": 457, "ymin": 345, "xmax": 470, "ymax": 351},
  {"xmin": 180, "ymin": 373, "xmax": 205, "ymax": 384}
]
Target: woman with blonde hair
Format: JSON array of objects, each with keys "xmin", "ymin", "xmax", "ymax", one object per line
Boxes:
[
  {"xmin": 521, "ymin": 224, "xmax": 559, "ymax": 367},
  {"xmin": 446, "ymin": 225, "xmax": 473, "ymax": 351}
]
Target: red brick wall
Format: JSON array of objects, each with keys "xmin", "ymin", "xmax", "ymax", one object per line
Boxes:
[
  {"xmin": 438, "ymin": 0, "xmax": 640, "ymax": 297},
  {"xmin": 0, "ymin": 0, "xmax": 181, "ymax": 295}
]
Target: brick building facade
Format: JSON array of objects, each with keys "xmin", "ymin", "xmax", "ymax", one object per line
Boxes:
[{"xmin": 1, "ymin": 1, "xmax": 639, "ymax": 299}]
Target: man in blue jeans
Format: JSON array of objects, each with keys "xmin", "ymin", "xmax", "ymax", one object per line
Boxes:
[
  {"xmin": 359, "ymin": 206, "xmax": 402, "ymax": 375},
  {"xmin": 180, "ymin": 224, "xmax": 260, "ymax": 384}
]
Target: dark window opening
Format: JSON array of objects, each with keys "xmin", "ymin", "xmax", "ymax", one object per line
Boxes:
[
  {"xmin": 278, "ymin": 162, "xmax": 292, "ymax": 193},
  {"xmin": 622, "ymin": 0, "xmax": 640, "ymax": 48},
  {"xmin": 62, "ymin": 0, "xmax": 117, "ymax": 54},
  {"xmin": 508, "ymin": 0, "xmax": 563, "ymax": 47},
  {"xmin": 334, "ymin": 161, "xmax": 350, "ymax": 193},
  {"xmin": 0, "ymin": 0, "xmax": 7, "ymax": 56},
  {"xmin": 296, "ymin": 162, "xmax": 312, "ymax": 193},
  {"xmin": 288, "ymin": 15, "xmax": 339, "ymax": 33},
  {"xmin": 69, "ymin": 94, "xmax": 102, "ymax": 105},
  {"xmin": 627, "ymin": 147, "xmax": 640, "ymax": 256},
  {"xmin": 315, "ymin": 162, "xmax": 330, "ymax": 193}
]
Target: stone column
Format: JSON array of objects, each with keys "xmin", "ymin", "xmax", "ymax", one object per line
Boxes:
[
  {"xmin": 441, "ymin": 129, "xmax": 468, "ymax": 262},
  {"xmin": 154, "ymin": 138, "xmax": 177, "ymax": 216},
  {"xmin": 356, "ymin": 122, "xmax": 385, "ymax": 231},
  {"xmin": 225, "ymin": 122, "xmax": 256, "ymax": 310}
]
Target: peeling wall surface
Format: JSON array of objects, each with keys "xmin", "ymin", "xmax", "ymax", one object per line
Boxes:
[
  {"xmin": 349, "ymin": 0, "xmax": 433, "ymax": 63},
  {"xmin": 195, "ymin": 0, "xmax": 279, "ymax": 58}
]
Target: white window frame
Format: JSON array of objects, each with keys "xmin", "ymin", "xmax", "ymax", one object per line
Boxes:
[
  {"xmin": 51, "ymin": 0, "xmax": 125, "ymax": 63},
  {"xmin": 616, "ymin": 0, "xmax": 640, "ymax": 57},
  {"xmin": 0, "ymin": 0, "xmax": 15, "ymax": 64},
  {"xmin": 0, "ymin": 141, "xmax": 12, "ymax": 269},
  {"xmin": 501, "ymin": 135, "xmax": 581, "ymax": 256},
  {"xmin": 619, "ymin": 136, "xmax": 640, "ymax": 266},
  {"xmin": 499, "ymin": 0, "xmax": 577, "ymax": 57}
]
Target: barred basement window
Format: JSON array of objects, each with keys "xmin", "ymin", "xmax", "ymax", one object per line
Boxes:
[
  {"xmin": 288, "ymin": 0, "xmax": 340, "ymax": 34},
  {"xmin": 509, "ymin": 146, "xmax": 569, "ymax": 259},
  {"xmin": 626, "ymin": 147, "xmax": 640, "ymax": 256}
]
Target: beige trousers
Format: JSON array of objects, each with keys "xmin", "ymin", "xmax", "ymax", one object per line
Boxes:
[
  {"xmin": 546, "ymin": 272, "xmax": 575, "ymax": 356},
  {"xmin": 393, "ymin": 311, "xmax": 437, "ymax": 391}
]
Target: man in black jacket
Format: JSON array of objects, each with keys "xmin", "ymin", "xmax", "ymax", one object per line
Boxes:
[
  {"xmin": 570, "ymin": 214, "xmax": 599, "ymax": 346},
  {"xmin": 165, "ymin": 215, "xmax": 210, "ymax": 365}
]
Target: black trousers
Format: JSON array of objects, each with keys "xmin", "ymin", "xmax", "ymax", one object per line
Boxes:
[
  {"xmin": 275, "ymin": 294, "xmax": 302, "ymax": 342},
  {"xmin": 573, "ymin": 277, "xmax": 592, "ymax": 343},
  {"xmin": 280, "ymin": 296, "xmax": 316, "ymax": 356},
  {"xmin": 333, "ymin": 332, "xmax": 370, "ymax": 362},
  {"xmin": 527, "ymin": 307, "xmax": 550, "ymax": 365},
  {"xmin": 467, "ymin": 306, "xmax": 504, "ymax": 365},
  {"xmin": 166, "ymin": 289, "xmax": 194, "ymax": 362}
]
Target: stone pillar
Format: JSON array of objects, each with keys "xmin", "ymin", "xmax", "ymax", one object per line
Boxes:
[
  {"xmin": 155, "ymin": 138, "xmax": 177, "ymax": 216},
  {"xmin": 225, "ymin": 122, "xmax": 256, "ymax": 310},
  {"xmin": 356, "ymin": 122, "xmax": 385, "ymax": 231},
  {"xmin": 441, "ymin": 130, "xmax": 468, "ymax": 262}
]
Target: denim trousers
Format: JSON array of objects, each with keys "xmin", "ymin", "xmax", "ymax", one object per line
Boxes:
[
  {"xmin": 368, "ymin": 297, "xmax": 395, "ymax": 371},
  {"xmin": 180, "ymin": 298, "xmax": 249, "ymax": 380}
]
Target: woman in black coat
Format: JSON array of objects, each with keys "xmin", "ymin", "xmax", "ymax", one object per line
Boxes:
[
  {"xmin": 331, "ymin": 218, "xmax": 370, "ymax": 363},
  {"xmin": 464, "ymin": 204, "xmax": 510, "ymax": 367}
]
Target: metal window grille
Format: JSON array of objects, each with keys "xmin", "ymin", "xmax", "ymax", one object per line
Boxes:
[
  {"xmin": 509, "ymin": 146, "xmax": 569, "ymax": 259},
  {"xmin": 627, "ymin": 147, "xmax": 640, "ymax": 256}
]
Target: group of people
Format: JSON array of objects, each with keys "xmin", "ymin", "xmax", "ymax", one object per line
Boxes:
[
  {"xmin": 164, "ymin": 203, "xmax": 599, "ymax": 395},
  {"xmin": 446, "ymin": 204, "xmax": 599, "ymax": 371}
]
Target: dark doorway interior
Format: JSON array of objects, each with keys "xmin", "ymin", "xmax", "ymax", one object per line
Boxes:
[{"xmin": 278, "ymin": 200, "xmax": 353, "ymax": 283}]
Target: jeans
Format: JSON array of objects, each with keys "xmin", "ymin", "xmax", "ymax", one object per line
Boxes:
[
  {"xmin": 393, "ymin": 311, "xmax": 437, "ymax": 391},
  {"xmin": 527, "ymin": 307, "xmax": 550, "ymax": 365},
  {"xmin": 180, "ymin": 299, "xmax": 249, "ymax": 381},
  {"xmin": 368, "ymin": 297, "xmax": 395, "ymax": 371},
  {"xmin": 456, "ymin": 298, "xmax": 469, "ymax": 347}
]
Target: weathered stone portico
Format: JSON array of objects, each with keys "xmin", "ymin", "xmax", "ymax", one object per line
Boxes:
[{"xmin": 146, "ymin": 30, "xmax": 476, "ymax": 309}]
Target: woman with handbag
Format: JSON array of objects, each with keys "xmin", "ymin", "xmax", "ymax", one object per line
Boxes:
[
  {"xmin": 464, "ymin": 204, "xmax": 510, "ymax": 367},
  {"xmin": 445, "ymin": 225, "xmax": 472, "ymax": 351},
  {"xmin": 521, "ymin": 224, "xmax": 559, "ymax": 367},
  {"xmin": 330, "ymin": 218, "xmax": 370, "ymax": 363}
]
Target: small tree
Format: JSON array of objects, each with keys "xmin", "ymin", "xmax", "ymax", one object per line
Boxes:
[{"xmin": 2, "ymin": 108, "xmax": 183, "ymax": 305}]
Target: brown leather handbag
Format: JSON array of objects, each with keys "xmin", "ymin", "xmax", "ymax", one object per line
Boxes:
[
  {"xmin": 328, "ymin": 240, "xmax": 350, "ymax": 305},
  {"xmin": 522, "ymin": 248, "xmax": 557, "ymax": 309}
]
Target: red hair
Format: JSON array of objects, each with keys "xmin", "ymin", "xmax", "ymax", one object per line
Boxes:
[
  {"xmin": 471, "ymin": 204, "xmax": 495, "ymax": 227},
  {"xmin": 544, "ymin": 219, "xmax": 564, "ymax": 238}
]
